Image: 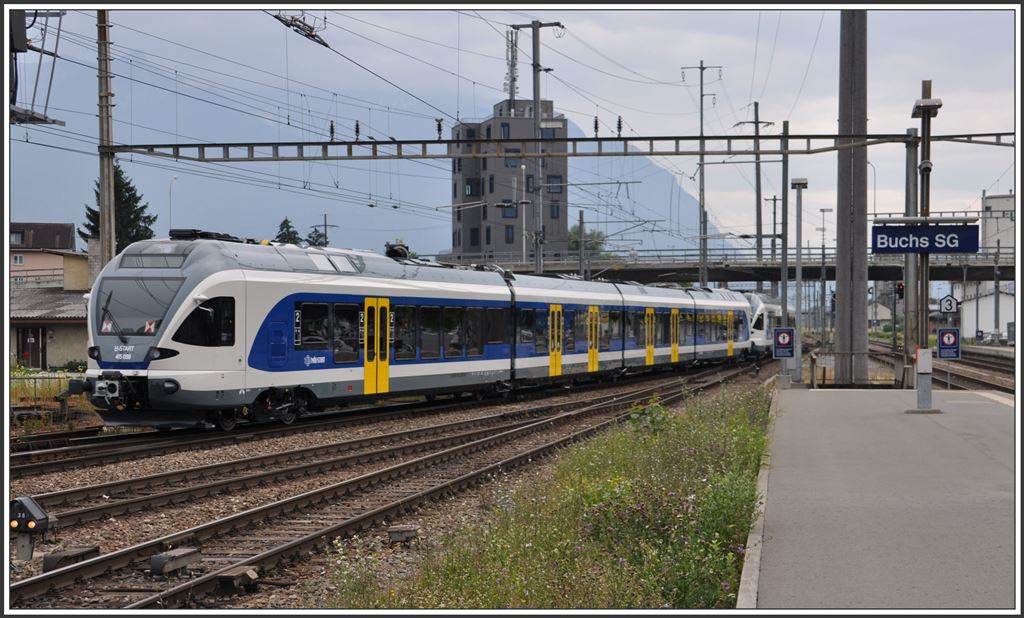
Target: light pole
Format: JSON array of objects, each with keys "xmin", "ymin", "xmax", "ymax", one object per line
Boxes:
[
  {"xmin": 791, "ymin": 178, "xmax": 808, "ymax": 382},
  {"xmin": 520, "ymin": 163, "xmax": 528, "ymax": 265},
  {"xmin": 818, "ymin": 206, "xmax": 832, "ymax": 345},
  {"xmin": 866, "ymin": 160, "xmax": 877, "ymax": 217},
  {"xmin": 168, "ymin": 175, "xmax": 178, "ymax": 231}
]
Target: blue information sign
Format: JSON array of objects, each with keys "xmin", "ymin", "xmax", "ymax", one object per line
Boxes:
[
  {"xmin": 773, "ymin": 327, "xmax": 795, "ymax": 359},
  {"xmin": 937, "ymin": 328, "xmax": 960, "ymax": 360},
  {"xmin": 871, "ymin": 224, "xmax": 979, "ymax": 254}
]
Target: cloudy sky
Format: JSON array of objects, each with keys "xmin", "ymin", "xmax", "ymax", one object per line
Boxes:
[{"xmin": 6, "ymin": 5, "xmax": 1019, "ymax": 258}]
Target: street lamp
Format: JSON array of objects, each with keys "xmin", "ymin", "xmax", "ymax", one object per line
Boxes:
[
  {"xmin": 790, "ymin": 178, "xmax": 808, "ymax": 382},
  {"xmin": 818, "ymin": 207, "xmax": 832, "ymax": 344},
  {"xmin": 168, "ymin": 176, "xmax": 178, "ymax": 231},
  {"xmin": 866, "ymin": 160, "xmax": 877, "ymax": 216}
]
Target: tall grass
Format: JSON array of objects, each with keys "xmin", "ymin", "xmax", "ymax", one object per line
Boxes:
[{"xmin": 319, "ymin": 387, "xmax": 772, "ymax": 609}]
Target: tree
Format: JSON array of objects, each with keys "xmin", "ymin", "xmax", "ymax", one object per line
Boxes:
[
  {"xmin": 78, "ymin": 162, "xmax": 157, "ymax": 254},
  {"xmin": 274, "ymin": 217, "xmax": 302, "ymax": 244},
  {"xmin": 305, "ymin": 227, "xmax": 328, "ymax": 247},
  {"xmin": 568, "ymin": 224, "xmax": 609, "ymax": 257}
]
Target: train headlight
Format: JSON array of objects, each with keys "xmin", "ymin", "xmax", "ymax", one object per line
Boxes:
[
  {"xmin": 146, "ymin": 347, "xmax": 180, "ymax": 361},
  {"xmin": 88, "ymin": 346, "xmax": 101, "ymax": 360},
  {"xmin": 162, "ymin": 380, "xmax": 180, "ymax": 395}
]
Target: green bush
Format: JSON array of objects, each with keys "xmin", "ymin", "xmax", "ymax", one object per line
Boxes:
[{"xmin": 318, "ymin": 387, "xmax": 772, "ymax": 609}]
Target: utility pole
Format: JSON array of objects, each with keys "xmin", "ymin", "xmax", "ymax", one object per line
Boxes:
[
  {"xmin": 96, "ymin": 10, "xmax": 116, "ymax": 267},
  {"xmin": 791, "ymin": 177, "xmax": 807, "ymax": 382},
  {"xmin": 510, "ymin": 19, "xmax": 563, "ymax": 275},
  {"xmin": 682, "ymin": 60, "xmax": 722, "ymax": 287},
  {"xmin": 994, "ymin": 239, "xmax": 1000, "ymax": 341},
  {"xmin": 578, "ymin": 209, "xmax": 585, "ymax": 279},
  {"xmin": 780, "ymin": 121, "xmax": 790, "ymax": 331},
  {"xmin": 310, "ymin": 213, "xmax": 339, "ymax": 246},
  {"xmin": 912, "ymin": 80, "xmax": 942, "ymax": 352},
  {"xmin": 765, "ymin": 195, "xmax": 780, "ymax": 298},
  {"xmin": 734, "ymin": 101, "xmax": 773, "ymax": 293}
]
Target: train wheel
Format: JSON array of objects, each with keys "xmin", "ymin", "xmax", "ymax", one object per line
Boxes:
[
  {"xmin": 279, "ymin": 392, "xmax": 306, "ymax": 425},
  {"xmin": 216, "ymin": 410, "xmax": 238, "ymax": 431}
]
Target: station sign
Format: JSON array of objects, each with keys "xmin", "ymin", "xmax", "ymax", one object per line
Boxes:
[
  {"xmin": 939, "ymin": 295, "xmax": 958, "ymax": 314},
  {"xmin": 937, "ymin": 327, "xmax": 960, "ymax": 360},
  {"xmin": 871, "ymin": 224, "xmax": 979, "ymax": 254},
  {"xmin": 773, "ymin": 327, "xmax": 795, "ymax": 359}
]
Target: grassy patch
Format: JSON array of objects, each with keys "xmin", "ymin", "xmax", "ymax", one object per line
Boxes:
[{"xmin": 319, "ymin": 387, "xmax": 772, "ymax": 609}]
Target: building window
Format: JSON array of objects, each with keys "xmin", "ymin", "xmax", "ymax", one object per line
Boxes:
[
  {"xmin": 486, "ymin": 125, "xmax": 492, "ymax": 139},
  {"xmin": 452, "ymin": 159, "xmax": 457, "ymax": 173},
  {"xmin": 541, "ymin": 127, "xmax": 556, "ymax": 139},
  {"xmin": 470, "ymin": 227, "xmax": 479, "ymax": 247},
  {"xmin": 11, "ymin": 231, "xmax": 24, "ymax": 245},
  {"xmin": 505, "ymin": 225, "xmax": 515, "ymax": 244},
  {"xmin": 457, "ymin": 207, "xmax": 462, "ymax": 221},
  {"xmin": 502, "ymin": 202, "xmax": 518, "ymax": 219},
  {"xmin": 466, "ymin": 128, "xmax": 476, "ymax": 139},
  {"xmin": 485, "ymin": 226, "xmax": 491, "ymax": 245},
  {"xmin": 482, "ymin": 157, "xmax": 487, "ymax": 171},
  {"xmin": 550, "ymin": 201, "xmax": 560, "ymax": 219},
  {"xmin": 526, "ymin": 174, "xmax": 534, "ymax": 193},
  {"xmin": 453, "ymin": 230, "xmax": 458, "ymax": 247},
  {"xmin": 500, "ymin": 123, "xmax": 510, "ymax": 139},
  {"xmin": 504, "ymin": 147, "xmax": 520, "ymax": 168},
  {"xmin": 13, "ymin": 255, "xmax": 24, "ymax": 265},
  {"xmin": 457, "ymin": 158, "xmax": 462, "ymax": 172},
  {"xmin": 488, "ymin": 175, "xmax": 494, "ymax": 194},
  {"xmin": 453, "ymin": 182, "xmax": 457, "ymax": 199},
  {"xmin": 547, "ymin": 175, "xmax": 563, "ymax": 193},
  {"xmin": 482, "ymin": 202, "xmax": 488, "ymax": 220}
]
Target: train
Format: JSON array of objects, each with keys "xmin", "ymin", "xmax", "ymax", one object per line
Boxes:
[{"xmin": 70, "ymin": 230, "xmax": 777, "ymax": 430}]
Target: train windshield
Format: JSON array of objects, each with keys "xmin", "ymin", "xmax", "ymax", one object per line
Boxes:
[{"xmin": 95, "ymin": 277, "xmax": 184, "ymax": 337}]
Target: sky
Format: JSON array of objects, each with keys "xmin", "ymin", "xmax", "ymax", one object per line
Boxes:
[{"xmin": 5, "ymin": 4, "xmax": 1020, "ymax": 261}]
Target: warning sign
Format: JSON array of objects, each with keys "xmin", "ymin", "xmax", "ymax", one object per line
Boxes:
[
  {"xmin": 773, "ymin": 328, "xmax": 795, "ymax": 359},
  {"xmin": 937, "ymin": 328, "xmax": 960, "ymax": 360}
]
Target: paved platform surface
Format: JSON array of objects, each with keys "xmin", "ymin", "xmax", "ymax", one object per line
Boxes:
[{"xmin": 756, "ymin": 389, "xmax": 1017, "ymax": 609}]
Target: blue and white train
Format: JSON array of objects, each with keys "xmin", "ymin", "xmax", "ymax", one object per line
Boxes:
[{"xmin": 73, "ymin": 230, "xmax": 762, "ymax": 430}]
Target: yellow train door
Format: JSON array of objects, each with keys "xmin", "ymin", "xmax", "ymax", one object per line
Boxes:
[
  {"xmin": 549, "ymin": 305, "xmax": 563, "ymax": 377},
  {"xmin": 671, "ymin": 308, "xmax": 679, "ymax": 363},
  {"xmin": 587, "ymin": 306, "xmax": 599, "ymax": 372},
  {"xmin": 363, "ymin": 298, "xmax": 391, "ymax": 395},
  {"xmin": 727, "ymin": 309, "xmax": 734, "ymax": 358},
  {"xmin": 645, "ymin": 308, "xmax": 655, "ymax": 365}
]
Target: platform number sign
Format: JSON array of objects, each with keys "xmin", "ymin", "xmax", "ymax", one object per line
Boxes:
[
  {"xmin": 773, "ymin": 327, "xmax": 795, "ymax": 359},
  {"xmin": 939, "ymin": 295, "xmax": 958, "ymax": 314},
  {"xmin": 937, "ymin": 328, "xmax": 960, "ymax": 360}
]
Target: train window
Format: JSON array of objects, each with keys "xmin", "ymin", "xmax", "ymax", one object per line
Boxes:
[
  {"xmin": 419, "ymin": 307, "xmax": 441, "ymax": 359},
  {"xmin": 734, "ymin": 313, "xmax": 746, "ymax": 341},
  {"xmin": 172, "ymin": 297, "xmax": 234, "ymax": 347},
  {"xmin": 680, "ymin": 312, "xmax": 692, "ymax": 344},
  {"xmin": 332, "ymin": 304, "xmax": 359, "ymax": 363},
  {"xmin": 485, "ymin": 307, "xmax": 507, "ymax": 344},
  {"xmin": 444, "ymin": 307, "xmax": 464, "ymax": 358},
  {"xmin": 719, "ymin": 313, "xmax": 729, "ymax": 342},
  {"xmin": 517, "ymin": 309, "xmax": 535, "ymax": 344},
  {"xmin": 466, "ymin": 308, "xmax": 484, "ymax": 357},
  {"xmin": 598, "ymin": 311, "xmax": 612, "ymax": 350},
  {"xmin": 657, "ymin": 312, "xmax": 670, "ymax": 346},
  {"xmin": 625, "ymin": 310, "xmax": 637, "ymax": 343},
  {"xmin": 535, "ymin": 310, "xmax": 549, "ymax": 353},
  {"xmin": 393, "ymin": 306, "xmax": 417, "ymax": 360},
  {"xmin": 752, "ymin": 314, "xmax": 764, "ymax": 330},
  {"xmin": 564, "ymin": 311, "xmax": 575, "ymax": 352},
  {"xmin": 574, "ymin": 310, "xmax": 587, "ymax": 348},
  {"xmin": 298, "ymin": 303, "xmax": 330, "ymax": 349}
]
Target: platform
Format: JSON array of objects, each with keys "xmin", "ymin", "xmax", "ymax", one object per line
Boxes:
[{"xmin": 748, "ymin": 389, "xmax": 1017, "ymax": 609}]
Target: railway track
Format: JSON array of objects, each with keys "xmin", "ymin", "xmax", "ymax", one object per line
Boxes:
[
  {"xmin": 10, "ymin": 364, "xmax": 755, "ymax": 609},
  {"xmin": 867, "ymin": 343, "xmax": 1015, "ymax": 393},
  {"xmin": 9, "ymin": 363, "xmax": 732, "ymax": 478}
]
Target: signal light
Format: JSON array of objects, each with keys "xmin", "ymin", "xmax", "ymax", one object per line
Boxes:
[{"xmin": 897, "ymin": 282, "xmax": 905, "ymax": 299}]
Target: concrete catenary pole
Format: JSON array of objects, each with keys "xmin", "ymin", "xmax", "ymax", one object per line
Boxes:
[
  {"xmin": 734, "ymin": 101, "xmax": 773, "ymax": 293},
  {"xmin": 97, "ymin": 10, "xmax": 117, "ymax": 266},
  {"xmin": 834, "ymin": 9, "xmax": 869, "ymax": 384},
  {"xmin": 903, "ymin": 128, "xmax": 919, "ymax": 386}
]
